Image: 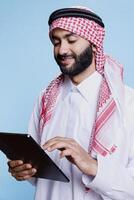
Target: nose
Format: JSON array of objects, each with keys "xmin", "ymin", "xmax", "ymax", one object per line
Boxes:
[{"xmin": 58, "ymin": 41, "xmax": 69, "ymax": 55}]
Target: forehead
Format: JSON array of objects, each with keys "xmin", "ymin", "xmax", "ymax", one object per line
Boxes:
[
  {"xmin": 51, "ymin": 28, "xmax": 79, "ymax": 39},
  {"xmin": 50, "ymin": 28, "xmax": 90, "ymax": 46}
]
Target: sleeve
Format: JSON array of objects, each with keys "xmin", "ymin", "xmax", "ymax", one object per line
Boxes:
[
  {"xmin": 82, "ymin": 88, "xmax": 134, "ymax": 200},
  {"xmin": 82, "ymin": 151, "xmax": 134, "ymax": 200},
  {"xmin": 28, "ymin": 90, "xmax": 45, "ymax": 143},
  {"xmin": 27, "ymin": 90, "xmax": 45, "ymax": 185}
]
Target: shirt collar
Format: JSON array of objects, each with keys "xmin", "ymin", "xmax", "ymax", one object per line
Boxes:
[{"xmin": 62, "ymin": 71, "xmax": 102, "ymax": 102}]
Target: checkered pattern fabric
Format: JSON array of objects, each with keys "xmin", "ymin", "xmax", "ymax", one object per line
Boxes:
[
  {"xmin": 49, "ymin": 17, "xmax": 105, "ymax": 74},
  {"xmin": 38, "ymin": 7, "xmax": 124, "ymax": 157},
  {"xmin": 39, "ymin": 74, "xmax": 64, "ymax": 133}
]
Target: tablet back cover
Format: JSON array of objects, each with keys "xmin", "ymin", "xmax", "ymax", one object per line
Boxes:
[{"xmin": 0, "ymin": 132, "xmax": 69, "ymax": 182}]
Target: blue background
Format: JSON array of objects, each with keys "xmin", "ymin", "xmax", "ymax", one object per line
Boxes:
[{"xmin": 0, "ymin": 0, "xmax": 134, "ymax": 199}]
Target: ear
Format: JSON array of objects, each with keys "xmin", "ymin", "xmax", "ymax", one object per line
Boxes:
[{"xmin": 92, "ymin": 44, "xmax": 97, "ymax": 53}]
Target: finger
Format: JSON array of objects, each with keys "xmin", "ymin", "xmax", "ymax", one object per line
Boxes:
[
  {"xmin": 12, "ymin": 173, "xmax": 34, "ymax": 181},
  {"xmin": 44, "ymin": 141, "xmax": 73, "ymax": 152},
  {"xmin": 60, "ymin": 149, "xmax": 73, "ymax": 158},
  {"xmin": 15, "ymin": 176, "xmax": 26, "ymax": 181},
  {"xmin": 8, "ymin": 160, "xmax": 23, "ymax": 168},
  {"xmin": 15, "ymin": 174, "xmax": 34, "ymax": 181},
  {"xmin": 43, "ymin": 137, "xmax": 74, "ymax": 149},
  {"xmin": 11, "ymin": 168, "xmax": 37, "ymax": 180},
  {"xmin": 43, "ymin": 138, "xmax": 61, "ymax": 149},
  {"xmin": 9, "ymin": 163, "xmax": 32, "ymax": 174}
]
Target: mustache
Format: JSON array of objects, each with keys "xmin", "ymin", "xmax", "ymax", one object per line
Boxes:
[{"xmin": 56, "ymin": 53, "xmax": 75, "ymax": 60}]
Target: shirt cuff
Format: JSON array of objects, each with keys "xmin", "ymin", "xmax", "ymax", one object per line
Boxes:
[{"xmin": 82, "ymin": 154, "xmax": 115, "ymax": 194}]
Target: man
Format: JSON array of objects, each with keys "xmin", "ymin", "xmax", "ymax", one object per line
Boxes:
[{"xmin": 8, "ymin": 6, "xmax": 134, "ymax": 200}]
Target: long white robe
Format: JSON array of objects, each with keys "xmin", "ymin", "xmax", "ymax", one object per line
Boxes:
[{"xmin": 28, "ymin": 71, "xmax": 134, "ymax": 200}]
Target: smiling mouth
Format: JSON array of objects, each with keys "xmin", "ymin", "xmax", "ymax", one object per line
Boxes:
[
  {"xmin": 60, "ymin": 58, "xmax": 73, "ymax": 64},
  {"xmin": 59, "ymin": 56, "xmax": 74, "ymax": 66}
]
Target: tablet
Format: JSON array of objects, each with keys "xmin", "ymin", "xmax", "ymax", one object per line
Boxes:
[{"xmin": 0, "ymin": 132, "xmax": 69, "ymax": 182}]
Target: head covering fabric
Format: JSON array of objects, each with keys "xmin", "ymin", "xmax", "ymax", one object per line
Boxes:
[
  {"xmin": 49, "ymin": 12, "xmax": 105, "ymax": 74},
  {"xmin": 48, "ymin": 7, "xmax": 105, "ymax": 28},
  {"xmin": 39, "ymin": 6, "xmax": 124, "ymax": 157}
]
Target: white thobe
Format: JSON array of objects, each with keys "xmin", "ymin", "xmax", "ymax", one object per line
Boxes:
[{"xmin": 28, "ymin": 71, "xmax": 134, "ymax": 200}]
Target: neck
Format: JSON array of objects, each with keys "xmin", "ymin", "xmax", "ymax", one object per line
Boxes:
[{"xmin": 70, "ymin": 57, "xmax": 96, "ymax": 85}]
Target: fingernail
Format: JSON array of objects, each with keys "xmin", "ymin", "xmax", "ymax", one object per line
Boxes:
[
  {"xmin": 47, "ymin": 147, "xmax": 51, "ymax": 151},
  {"xmin": 32, "ymin": 168, "xmax": 37, "ymax": 173},
  {"xmin": 26, "ymin": 164, "xmax": 32, "ymax": 168},
  {"xmin": 42, "ymin": 144, "xmax": 47, "ymax": 149},
  {"xmin": 18, "ymin": 160, "xmax": 23, "ymax": 165}
]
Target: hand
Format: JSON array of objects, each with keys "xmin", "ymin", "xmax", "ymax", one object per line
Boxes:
[
  {"xmin": 8, "ymin": 160, "xmax": 37, "ymax": 181},
  {"xmin": 43, "ymin": 137, "xmax": 98, "ymax": 176}
]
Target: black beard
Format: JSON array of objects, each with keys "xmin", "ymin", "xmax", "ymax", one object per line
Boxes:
[{"xmin": 54, "ymin": 45, "xmax": 93, "ymax": 76}]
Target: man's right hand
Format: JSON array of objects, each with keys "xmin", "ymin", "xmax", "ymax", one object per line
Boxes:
[{"xmin": 8, "ymin": 160, "xmax": 37, "ymax": 181}]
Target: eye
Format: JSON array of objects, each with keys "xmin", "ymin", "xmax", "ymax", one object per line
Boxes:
[
  {"xmin": 52, "ymin": 39, "xmax": 60, "ymax": 47},
  {"xmin": 54, "ymin": 42, "xmax": 60, "ymax": 47},
  {"xmin": 68, "ymin": 40, "xmax": 76, "ymax": 44},
  {"xmin": 68, "ymin": 36, "xmax": 77, "ymax": 44}
]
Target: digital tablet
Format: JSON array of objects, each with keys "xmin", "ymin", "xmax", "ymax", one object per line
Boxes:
[{"xmin": 0, "ymin": 132, "xmax": 69, "ymax": 182}]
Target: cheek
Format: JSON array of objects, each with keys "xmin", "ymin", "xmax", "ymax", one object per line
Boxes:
[
  {"xmin": 80, "ymin": 44, "xmax": 89, "ymax": 52},
  {"xmin": 73, "ymin": 44, "xmax": 88, "ymax": 55}
]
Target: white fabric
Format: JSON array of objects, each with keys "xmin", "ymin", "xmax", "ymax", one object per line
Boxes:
[
  {"xmin": 28, "ymin": 71, "xmax": 134, "ymax": 200},
  {"xmin": 90, "ymin": 56, "xmax": 124, "ymax": 156}
]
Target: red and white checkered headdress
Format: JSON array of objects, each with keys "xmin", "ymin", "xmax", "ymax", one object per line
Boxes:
[
  {"xmin": 49, "ymin": 6, "xmax": 105, "ymax": 74},
  {"xmin": 38, "ymin": 6, "xmax": 124, "ymax": 157}
]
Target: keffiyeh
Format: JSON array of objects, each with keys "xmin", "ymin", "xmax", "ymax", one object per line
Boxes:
[{"xmin": 39, "ymin": 6, "xmax": 124, "ymax": 157}]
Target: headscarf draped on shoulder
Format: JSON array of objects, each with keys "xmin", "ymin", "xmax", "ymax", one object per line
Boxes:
[{"xmin": 39, "ymin": 6, "xmax": 124, "ymax": 157}]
